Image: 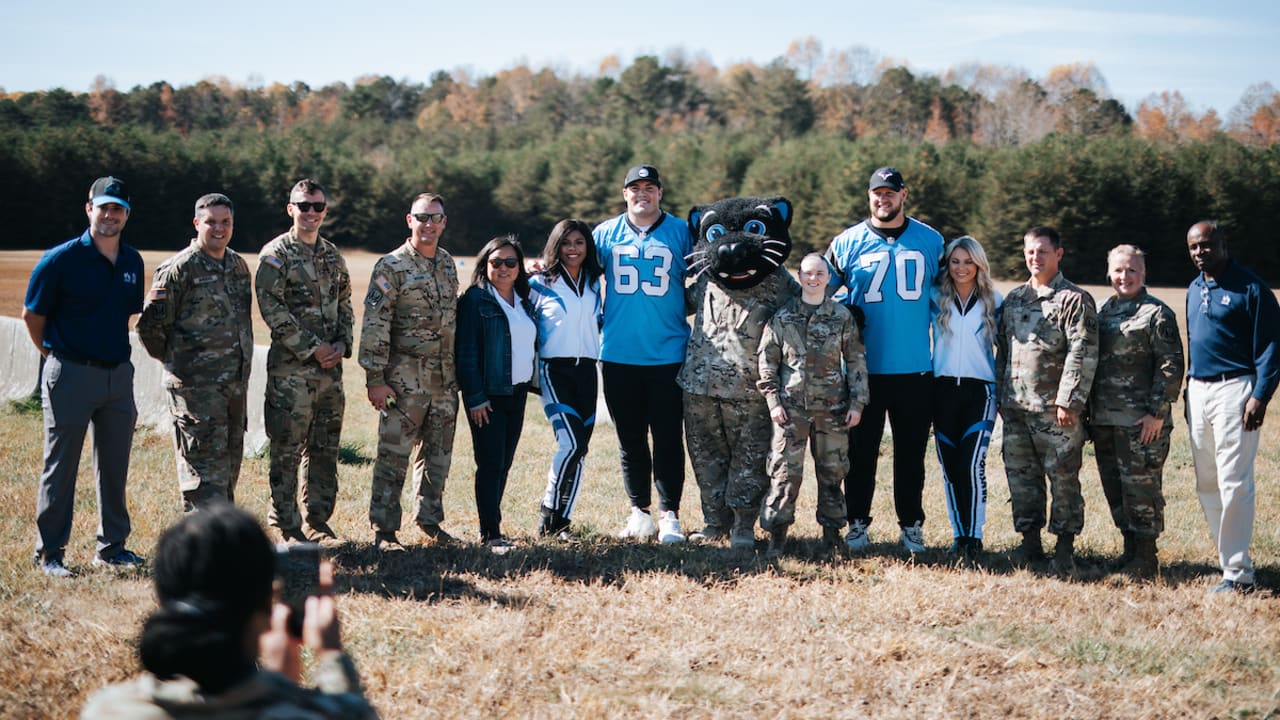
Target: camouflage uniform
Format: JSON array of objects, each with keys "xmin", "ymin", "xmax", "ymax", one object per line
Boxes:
[
  {"xmin": 256, "ymin": 229, "xmax": 353, "ymax": 535},
  {"xmin": 678, "ymin": 269, "xmax": 800, "ymax": 529},
  {"xmin": 1087, "ymin": 289, "xmax": 1184, "ymax": 538},
  {"xmin": 137, "ymin": 241, "xmax": 253, "ymax": 511},
  {"xmin": 757, "ymin": 297, "xmax": 869, "ymax": 532},
  {"xmin": 358, "ymin": 241, "xmax": 459, "ymax": 534},
  {"xmin": 997, "ymin": 272, "xmax": 1098, "ymax": 535}
]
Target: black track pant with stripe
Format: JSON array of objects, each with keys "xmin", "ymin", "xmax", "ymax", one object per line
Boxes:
[{"xmin": 932, "ymin": 376, "xmax": 997, "ymax": 540}]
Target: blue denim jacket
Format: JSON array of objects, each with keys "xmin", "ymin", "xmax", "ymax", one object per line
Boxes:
[{"xmin": 456, "ymin": 285, "xmax": 537, "ymax": 410}]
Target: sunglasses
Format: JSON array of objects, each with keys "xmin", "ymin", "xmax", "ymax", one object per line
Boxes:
[
  {"xmin": 488, "ymin": 257, "xmax": 519, "ymax": 269},
  {"xmin": 291, "ymin": 201, "xmax": 327, "ymax": 212},
  {"xmin": 412, "ymin": 212, "xmax": 446, "ymax": 224}
]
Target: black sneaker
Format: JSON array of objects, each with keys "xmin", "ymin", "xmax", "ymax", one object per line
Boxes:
[{"xmin": 93, "ymin": 549, "xmax": 145, "ymax": 570}]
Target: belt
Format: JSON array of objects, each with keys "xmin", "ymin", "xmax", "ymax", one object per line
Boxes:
[
  {"xmin": 52, "ymin": 350, "xmax": 121, "ymax": 369},
  {"xmin": 1192, "ymin": 368, "xmax": 1253, "ymax": 383},
  {"xmin": 936, "ymin": 375, "xmax": 992, "ymax": 387},
  {"xmin": 543, "ymin": 357, "xmax": 597, "ymax": 366}
]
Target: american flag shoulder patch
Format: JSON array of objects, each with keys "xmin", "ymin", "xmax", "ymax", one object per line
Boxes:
[
  {"xmin": 148, "ymin": 286, "xmax": 167, "ymax": 301},
  {"xmin": 375, "ymin": 275, "xmax": 392, "ymax": 293},
  {"xmin": 261, "ymin": 255, "xmax": 283, "ymax": 269}
]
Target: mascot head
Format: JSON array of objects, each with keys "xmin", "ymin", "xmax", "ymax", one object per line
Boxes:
[{"xmin": 686, "ymin": 196, "xmax": 793, "ymax": 291}]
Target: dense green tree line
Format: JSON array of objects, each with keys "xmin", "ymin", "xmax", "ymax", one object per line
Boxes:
[{"xmin": 2, "ymin": 54, "xmax": 1277, "ymax": 284}]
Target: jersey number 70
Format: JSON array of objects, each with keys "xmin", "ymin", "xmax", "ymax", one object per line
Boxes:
[{"xmin": 857, "ymin": 249, "xmax": 927, "ymax": 303}]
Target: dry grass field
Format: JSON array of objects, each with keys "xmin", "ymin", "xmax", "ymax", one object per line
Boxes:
[{"xmin": 1, "ymin": 248, "xmax": 1278, "ymax": 718}]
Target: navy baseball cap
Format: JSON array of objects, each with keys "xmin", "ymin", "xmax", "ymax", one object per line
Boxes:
[
  {"xmin": 623, "ymin": 165, "xmax": 662, "ymax": 188},
  {"xmin": 869, "ymin": 167, "xmax": 905, "ymax": 192},
  {"xmin": 89, "ymin": 176, "xmax": 131, "ymax": 210}
]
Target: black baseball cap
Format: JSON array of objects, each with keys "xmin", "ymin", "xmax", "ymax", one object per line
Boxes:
[
  {"xmin": 623, "ymin": 165, "xmax": 662, "ymax": 188},
  {"xmin": 89, "ymin": 176, "xmax": 131, "ymax": 210},
  {"xmin": 869, "ymin": 167, "xmax": 905, "ymax": 192}
]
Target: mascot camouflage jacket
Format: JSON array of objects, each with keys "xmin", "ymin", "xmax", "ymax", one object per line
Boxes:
[{"xmin": 677, "ymin": 268, "xmax": 801, "ymax": 399}]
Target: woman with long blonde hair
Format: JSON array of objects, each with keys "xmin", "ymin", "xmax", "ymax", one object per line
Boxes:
[{"xmin": 931, "ymin": 236, "xmax": 1002, "ymax": 560}]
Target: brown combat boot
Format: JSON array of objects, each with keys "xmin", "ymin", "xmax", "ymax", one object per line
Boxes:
[
  {"xmin": 729, "ymin": 509, "xmax": 756, "ymax": 550},
  {"xmin": 1053, "ymin": 533, "xmax": 1076, "ymax": 575},
  {"xmin": 1014, "ymin": 531, "xmax": 1045, "ymax": 565},
  {"xmin": 1124, "ymin": 537, "xmax": 1159, "ymax": 579}
]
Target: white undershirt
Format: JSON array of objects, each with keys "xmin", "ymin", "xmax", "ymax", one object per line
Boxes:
[{"xmin": 491, "ymin": 286, "xmax": 537, "ymax": 385}]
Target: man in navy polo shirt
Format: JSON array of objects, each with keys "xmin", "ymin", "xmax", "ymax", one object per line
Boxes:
[
  {"xmin": 22, "ymin": 176, "xmax": 146, "ymax": 577},
  {"xmin": 1185, "ymin": 220, "xmax": 1279, "ymax": 595}
]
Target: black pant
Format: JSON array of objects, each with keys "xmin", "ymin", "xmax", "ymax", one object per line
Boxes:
[
  {"xmin": 601, "ymin": 361, "xmax": 685, "ymax": 514},
  {"xmin": 468, "ymin": 390, "xmax": 527, "ymax": 542},
  {"xmin": 845, "ymin": 372, "xmax": 933, "ymax": 528},
  {"xmin": 932, "ymin": 377, "xmax": 997, "ymax": 539}
]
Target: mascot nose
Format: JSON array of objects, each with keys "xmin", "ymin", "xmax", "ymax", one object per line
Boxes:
[{"xmin": 716, "ymin": 243, "xmax": 742, "ymax": 266}]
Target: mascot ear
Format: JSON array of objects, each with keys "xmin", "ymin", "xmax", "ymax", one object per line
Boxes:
[
  {"xmin": 688, "ymin": 205, "xmax": 707, "ymax": 236},
  {"xmin": 765, "ymin": 196, "xmax": 793, "ymax": 228}
]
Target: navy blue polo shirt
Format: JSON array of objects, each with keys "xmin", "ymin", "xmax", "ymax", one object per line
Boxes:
[
  {"xmin": 1186, "ymin": 259, "xmax": 1280, "ymax": 403},
  {"xmin": 24, "ymin": 230, "xmax": 145, "ymax": 364}
]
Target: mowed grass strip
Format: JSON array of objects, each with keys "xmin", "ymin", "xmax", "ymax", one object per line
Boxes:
[{"xmin": 1, "ymin": 251, "xmax": 1279, "ymax": 718}]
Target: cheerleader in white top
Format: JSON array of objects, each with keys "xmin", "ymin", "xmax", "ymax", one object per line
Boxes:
[
  {"xmin": 529, "ymin": 220, "xmax": 604, "ymax": 538},
  {"xmin": 931, "ymin": 236, "xmax": 1003, "ymax": 559}
]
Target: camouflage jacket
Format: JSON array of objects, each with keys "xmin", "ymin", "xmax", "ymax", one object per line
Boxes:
[
  {"xmin": 757, "ymin": 296, "xmax": 869, "ymax": 415},
  {"xmin": 136, "ymin": 242, "xmax": 253, "ymax": 388},
  {"xmin": 79, "ymin": 651, "xmax": 378, "ymax": 719},
  {"xmin": 678, "ymin": 268, "xmax": 801, "ymax": 399},
  {"xmin": 358, "ymin": 241, "xmax": 459, "ymax": 393},
  {"xmin": 997, "ymin": 272, "xmax": 1098, "ymax": 413},
  {"xmin": 1088, "ymin": 289, "xmax": 1184, "ymax": 426},
  {"xmin": 255, "ymin": 230, "xmax": 353, "ymax": 377}
]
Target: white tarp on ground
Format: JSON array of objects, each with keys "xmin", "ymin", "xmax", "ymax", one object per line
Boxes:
[
  {"xmin": 0, "ymin": 316, "xmax": 41, "ymax": 401},
  {"xmin": 1, "ymin": 316, "xmax": 269, "ymax": 456}
]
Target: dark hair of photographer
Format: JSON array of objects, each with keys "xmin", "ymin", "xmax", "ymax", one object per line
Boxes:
[{"xmin": 139, "ymin": 504, "xmax": 275, "ymax": 692}]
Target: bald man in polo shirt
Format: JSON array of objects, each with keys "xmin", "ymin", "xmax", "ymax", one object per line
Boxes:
[{"xmin": 23, "ymin": 177, "xmax": 147, "ymax": 577}]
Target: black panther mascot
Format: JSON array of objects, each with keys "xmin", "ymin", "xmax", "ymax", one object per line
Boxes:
[{"xmin": 677, "ymin": 196, "xmax": 799, "ymax": 549}]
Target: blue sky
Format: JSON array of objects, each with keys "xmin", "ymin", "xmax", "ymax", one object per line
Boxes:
[{"xmin": 3, "ymin": 0, "xmax": 1276, "ymax": 115}]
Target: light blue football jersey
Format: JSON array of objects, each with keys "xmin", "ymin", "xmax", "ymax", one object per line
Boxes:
[
  {"xmin": 827, "ymin": 218, "xmax": 944, "ymax": 374},
  {"xmin": 593, "ymin": 211, "xmax": 692, "ymax": 365}
]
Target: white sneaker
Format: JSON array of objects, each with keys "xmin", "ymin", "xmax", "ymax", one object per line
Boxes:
[
  {"xmin": 618, "ymin": 507, "xmax": 658, "ymax": 539},
  {"xmin": 900, "ymin": 521, "xmax": 926, "ymax": 553},
  {"xmin": 657, "ymin": 510, "xmax": 685, "ymax": 544},
  {"xmin": 845, "ymin": 520, "xmax": 870, "ymax": 552}
]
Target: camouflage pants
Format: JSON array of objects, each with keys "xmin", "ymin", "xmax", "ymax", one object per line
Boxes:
[
  {"xmin": 369, "ymin": 385, "xmax": 458, "ymax": 533},
  {"xmin": 166, "ymin": 382, "xmax": 247, "ymax": 512},
  {"xmin": 760, "ymin": 407, "xmax": 849, "ymax": 533},
  {"xmin": 1091, "ymin": 422, "xmax": 1170, "ymax": 538},
  {"xmin": 1001, "ymin": 407, "xmax": 1086, "ymax": 535},
  {"xmin": 265, "ymin": 371, "xmax": 344, "ymax": 532},
  {"xmin": 684, "ymin": 393, "xmax": 771, "ymax": 529}
]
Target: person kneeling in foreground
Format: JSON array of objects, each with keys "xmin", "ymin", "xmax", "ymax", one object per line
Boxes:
[{"xmin": 81, "ymin": 504, "xmax": 378, "ymax": 719}]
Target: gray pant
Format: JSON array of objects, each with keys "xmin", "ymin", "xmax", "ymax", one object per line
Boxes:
[{"xmin": 35, "ymin": 355, "xmax": 137, "ymax": 561}]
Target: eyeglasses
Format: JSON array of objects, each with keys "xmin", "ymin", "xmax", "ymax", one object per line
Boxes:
[
  {"xmin": 488, "ymin": 257, "xmax": 519, "ymax": 269},
  {"xmin": 412, "ymin": 212, "xmax": 446, "ymax": 224},
  {"xmin": 291, "ymin": 201, "xmax": 327, "ymax": 212}
]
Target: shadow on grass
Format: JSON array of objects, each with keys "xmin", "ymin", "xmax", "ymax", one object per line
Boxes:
[{"xmin": 319, "ymin": 533, "xmax": 1257, "ymax": 604}]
